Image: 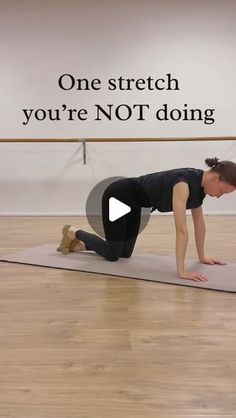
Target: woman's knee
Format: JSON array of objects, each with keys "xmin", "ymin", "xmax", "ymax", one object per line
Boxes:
[
  {"xmin": 105, "ymin": 242, "xmax": 123, "ymax": 262},
  {"xmin": 105, "ymin": 254, "xmax": 120, "ymax": 262}
]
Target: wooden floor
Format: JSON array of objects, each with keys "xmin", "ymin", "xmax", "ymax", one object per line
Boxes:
[{"xmin": 0, "ymin": 216, "xmax": 236, "ymax": 418}]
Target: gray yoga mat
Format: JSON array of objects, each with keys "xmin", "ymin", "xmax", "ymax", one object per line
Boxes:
[{"xmin": 0, "ymin": 244, "xmax": 235, "ymax": 292}]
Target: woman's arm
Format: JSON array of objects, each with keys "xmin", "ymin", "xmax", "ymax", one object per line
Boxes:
[
  {"xmin": 191, "ymin": 206, "xmax": 227, "ymax": 266},
  {"xmin": 172, "ymin": 183, "xmax": 208, "ymax": 281},
  {"xmin": 191, "ymin": 206, "xmax": 205, "ymax": 260},
  {"xmin": 172, "ymin": 182, "xmax": 189, "ymax": 275}
]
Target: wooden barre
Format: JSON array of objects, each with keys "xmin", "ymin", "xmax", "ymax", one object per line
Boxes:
[
  {"xmin": 1, "ymin": 136, "xmax": 235, "ymax": 165},
  {"xmin": 0, "ymin": 136, "xmax": 236, "ymax": 142}
]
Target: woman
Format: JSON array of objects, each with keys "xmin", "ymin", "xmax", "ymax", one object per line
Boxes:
[{"xmin": 57, "ymin": 157, "xmax": 236, "ymax": 282}]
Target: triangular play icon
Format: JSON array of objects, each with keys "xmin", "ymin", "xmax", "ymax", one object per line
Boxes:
[{"xmin": 109, "ymin": 197, "xmax": 131, "ymax": 222}]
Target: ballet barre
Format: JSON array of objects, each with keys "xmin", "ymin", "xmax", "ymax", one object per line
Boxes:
[{"xmin": 0, "ymin": 136, "xmax": 235, "ymax": 165}]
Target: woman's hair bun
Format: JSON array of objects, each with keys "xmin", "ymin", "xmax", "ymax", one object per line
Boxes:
[{"xmin": 205, "ymin": 157, "xmax": 220, "ymax": 168}]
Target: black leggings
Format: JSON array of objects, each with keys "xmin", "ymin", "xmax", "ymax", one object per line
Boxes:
[{"xmin": 75, "ymin": 178, "xmax": 142, "ymax": 261}]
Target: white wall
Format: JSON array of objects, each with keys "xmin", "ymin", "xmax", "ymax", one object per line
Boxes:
[{"xmin": 0, "ymin": 0, "xmax": 235, "ymax": 215}]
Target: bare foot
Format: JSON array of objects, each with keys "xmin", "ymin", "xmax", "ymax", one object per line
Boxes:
[
  {"xmin": 68, "ymin": 226, "xmax": 77, "ymax": 240},
  {"xmin": 70, "ymin": 241, "xmax": 86, "ymax": 252}
]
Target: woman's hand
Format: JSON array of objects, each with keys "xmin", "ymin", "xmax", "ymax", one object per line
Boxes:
[
  {"xmin": 178, "ymin": 270, "xmax": 208, "ymax": 282},
  {"xmin": 199, "ymin": 256, "xmax": 227, "ymax": 265}
]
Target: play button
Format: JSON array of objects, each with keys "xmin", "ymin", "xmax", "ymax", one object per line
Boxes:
[
  {"xmin": 85, "ymin": 176, "xmax": 151, "ymax": 240},
  {"xmin": 109, "ymin": 197, "xmax": 131, "ymax": 222}
]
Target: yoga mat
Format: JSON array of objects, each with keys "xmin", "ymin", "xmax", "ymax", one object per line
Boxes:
[{"xmin": 0, "ymin": 244, "xmax": 235, "ymax": 292}]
